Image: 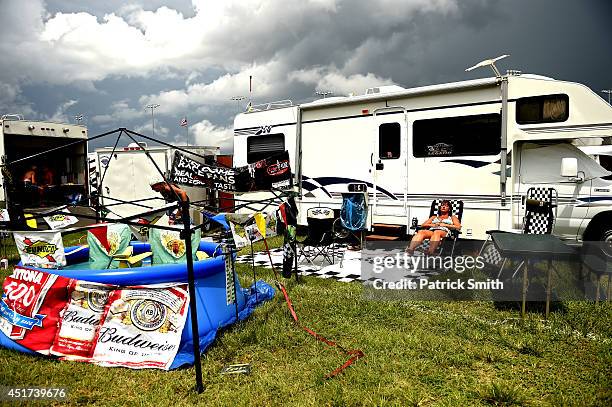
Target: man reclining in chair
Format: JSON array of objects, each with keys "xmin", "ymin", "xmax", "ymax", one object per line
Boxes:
[{"xmin": 405, "ymin": 200, "xmax": 461, "ymax": 256}]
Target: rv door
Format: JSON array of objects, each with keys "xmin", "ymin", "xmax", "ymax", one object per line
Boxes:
[{"xmin": 372, "ymin": 107, "xmax": 408, "ymax": 218}]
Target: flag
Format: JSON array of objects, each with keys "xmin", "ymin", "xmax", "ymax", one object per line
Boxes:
[{"xmin": 180, "ymin": 117, "xmax": 188, "ymax": 127}]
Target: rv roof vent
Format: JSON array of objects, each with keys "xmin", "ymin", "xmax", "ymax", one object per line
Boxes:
[
  {"xmin": 1, "ymin": 114, "xmax": 24, "ymax": 121},
  {"xmin": 124, "ymin": 142, "xmax": 147, "ymax": 151},
  {"xmin": 365, "ymin": 85, "xmax": 405, "ymax": 95}
]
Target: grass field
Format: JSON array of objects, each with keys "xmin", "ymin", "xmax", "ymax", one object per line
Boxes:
[{"xmin": 0, "ymin": 236, "xmax": 611, "ymax": 406}]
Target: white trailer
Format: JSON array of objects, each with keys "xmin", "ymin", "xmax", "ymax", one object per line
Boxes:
[
  {"xmin": 0, "ymin": 114, "xmax": 88, "ymax": 208},
  {"xmin": 89, "ymin": 144, "xmax": 220, "ymax": 219},
  {"xmin": 233, "ymin": 72, "xmax": 612, "ymax": 244}
]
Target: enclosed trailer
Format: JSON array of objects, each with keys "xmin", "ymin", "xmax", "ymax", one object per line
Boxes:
[
  {"xmin": 233, "ymin": 72, "xmax": 612, "ymax": 243},
  {"xmin": 89, "ymin": 144, "xmax": 220, "ymax": 219},
  {"xmin": 0, "ymin": 114, "xmax": 88, "ymax": 209}
]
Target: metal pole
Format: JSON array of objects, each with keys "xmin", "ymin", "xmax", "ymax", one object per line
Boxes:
[
  {"xmin": 602, "ymin": 90, "xmax": 612, "ymax": 105},
  {"xmin": 295, "ymin": 106, "xmax": 303, "ymax": 197},
  {"xmin": 499, "ymin": 76, "xmax": 508, "ymax": 207},
  {"xmin": 250, "ymin": 240, "xmax": 257, "ymax": 302},
  {"xmin": 182, "ymin": 201, "xmax": 204, "ymax": 393},
  {"xmin": 145, "ymin": 103, "xmax": 160, "ymax": 138}
]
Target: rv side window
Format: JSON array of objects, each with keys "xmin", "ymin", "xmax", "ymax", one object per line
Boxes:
[
  {"xmin": 247, "ymin": 133, "xmax": 285, "ymax": 163},
  {"xmin": 412, "ymin": 113, "xmax": 501, "ymax": 157},
  {"xmin": 516, "ymin": 94, "xmax": 569, "ymax": 124},
  {"xmin": 379, "ymin": 122, "xmax": 401, "ymax": 159}
]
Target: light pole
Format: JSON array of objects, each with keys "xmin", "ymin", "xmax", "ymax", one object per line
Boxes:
[
  {"xmin": 602, "ymin": 90, "xmax": 612, "ymax": 105},
  {"xmin": 315, "ymin": 90, "xmax": 333, "ymax": 99},
  {"xmin": 230, "ymin": 96, "xmax": 246, "ymax": 111},
  {"xmin": 145, "ymin": 103, "xmax": 160, "ymax": 137},
  {"xmin": 74, "ymin": 114, "xmax": 83, "ymax": 125}
]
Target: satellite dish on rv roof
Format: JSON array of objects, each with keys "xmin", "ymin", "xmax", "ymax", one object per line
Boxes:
[{"xmin": 465, "ymin": 54, "xmax": 509, "ymax": 77}]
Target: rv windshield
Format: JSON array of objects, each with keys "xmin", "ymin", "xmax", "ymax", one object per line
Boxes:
[{"xmin": 520, "ymin": 142, "xmax": 611, "ymax": 183}]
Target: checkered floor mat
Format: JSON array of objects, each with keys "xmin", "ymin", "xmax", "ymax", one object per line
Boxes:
[{"xmin": 235, "ymin": 245, "xmax": 439, "ymax": 283}]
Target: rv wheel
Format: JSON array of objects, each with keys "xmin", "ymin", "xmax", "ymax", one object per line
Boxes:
[{"xmin": 599, "ymin": 227, "xmax": 612, "ymax": 257}]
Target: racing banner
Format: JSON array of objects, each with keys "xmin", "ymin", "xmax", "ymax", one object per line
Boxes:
[
  {"xmin": 0, "ymin": 267, "xmax": 189, "ymax": 370},
  {"xmin": 0, "ymin": 267, "xmax": 70, "ymax": 353},
  {"xmin": 170, "ymin": 150, "xmax": 292, "ymax": 192},
  {"xmin": 14, "ymin": 231, "xmax": 66, "ymax": 268},
  {"xmin": 170, "ymin": 151, "xmax": 239, "ymax": 192}
]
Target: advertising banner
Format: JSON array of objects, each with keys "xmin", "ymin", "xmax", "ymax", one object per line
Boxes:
[
  {"xmin": 43, "ymin": 214, "xmax": 79, "ymax": 230},
  {"xmin": 13, "ymin": 232, "xmax": 66, "ymax": 268},
  {"xmin": 91, "ymin": 286, "xmax": 189, "ymax": 370},
  {"xmin": 0, "ymin": 267, "xmax": 190, "ymax": 370},
  {"xmin": 170, "ymin": 150, "xmax": 292, "ymax": 193},
  {"xmin": 0, "ymin": 267, "xmax": 70, "ymax": 353}
]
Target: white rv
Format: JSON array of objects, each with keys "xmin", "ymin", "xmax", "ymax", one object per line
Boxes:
[
  {"xmin": 0, "ymin": 114, "xmax": 88, "ymax": 208},
  {"xmin": 89, "ymin": 144, "xmax": 220, "ymax": 219},
  {"xmin": 233, "ymin": 72, "xmax": 612, "ymax": 244}
]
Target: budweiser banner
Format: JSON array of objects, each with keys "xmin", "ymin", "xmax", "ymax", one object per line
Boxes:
[
  {"xmin": 91, "ymin": 285, "xmax": 189, "ymax": 370},
  {"xmin": 14, "ymin": 231, "xmax": 66, "ymax": 267},
  {"xmin": 170, "ymin": 150, "xmax": 292, "ymax": 192},
  {"xmin": 0, "ymin": 267, "xmax": 189, "ymax": 370},
  {"xmin": 50, "ymin": 281, "xmax": 113, "ymax": 360}
]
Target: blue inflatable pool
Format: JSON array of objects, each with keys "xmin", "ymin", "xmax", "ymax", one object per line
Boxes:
[{"xmin": 0, "ymin": 240, "xmax": 274, "ymax": 369}]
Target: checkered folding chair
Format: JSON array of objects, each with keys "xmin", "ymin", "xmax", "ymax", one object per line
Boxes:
[
  {"xmin": 479, "ymin": 187, "xmax": 557, "ymax": 278},
  {"xmin": 416, "ymin": 199, "xmax": 464, "ymax": 257},
  {"xmin": 297, "ymin": 207, "xmax": 337, "ymax": 268}
]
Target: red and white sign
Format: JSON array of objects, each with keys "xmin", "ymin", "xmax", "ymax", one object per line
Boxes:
[
  {"xmin": 91, "ymin": 285, "xmax": 189, "ymax": 370},
  {"xmin": 0, "ymin": 266, "xmax": 70, "ymax": 353}
]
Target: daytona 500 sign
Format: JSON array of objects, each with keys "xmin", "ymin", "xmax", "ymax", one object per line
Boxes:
[{"xmin": 0, "ymin": 266, "xmax": 189, "ymax": 370}]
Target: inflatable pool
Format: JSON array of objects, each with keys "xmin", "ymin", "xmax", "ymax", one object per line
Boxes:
[{"xmin": 0, "ymin": 240, "xmax": 274, "ymax": 369}]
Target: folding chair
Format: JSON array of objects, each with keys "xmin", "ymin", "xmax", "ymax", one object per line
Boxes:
[
  {"xmin": 479, "ymin": 187, "xmax": 557, "ymax": 278},
  {"xmin": 297, "ymin": 207, "xmax": 336, "ymax": 267},
  {"xmin": 333, "ymin": 192, "xmax": 368, "ymax": 246},
  {"xmin": 333, "ymin": 192, "xmax": 368, "ymax": 268},
  {"xmin": 414, "ymin": 199, "xmax": 464, "ymax": 257}
]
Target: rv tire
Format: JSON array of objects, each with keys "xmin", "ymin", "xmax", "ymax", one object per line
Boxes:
[{"xmin": 598, "ymin": 226, "xmax": 612, "ymax": 257}]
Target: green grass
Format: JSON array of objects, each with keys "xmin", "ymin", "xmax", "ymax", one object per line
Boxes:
[{"xmin": 0, "ymin": 240, "xmax": 611, "ymax": 406}]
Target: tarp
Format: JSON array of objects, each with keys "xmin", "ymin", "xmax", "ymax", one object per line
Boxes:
[{"xmin": 520, "ymin": 142, "xmax": 611, "ymax": 183}]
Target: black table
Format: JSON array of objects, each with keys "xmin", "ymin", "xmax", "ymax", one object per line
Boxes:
[{"xmin": 490, "ymin": 232, "xmax": 578, "ymax": 318}]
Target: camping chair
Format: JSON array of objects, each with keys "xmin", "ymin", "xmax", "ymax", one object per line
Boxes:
[
  {"xmin": 297, "ymin": 207, "xmax": 337, "ymax": 267},
  {"xmin": 333, "ymin": 192, "xmax": 368, "ymax": 268},
  {"xmin": 413, "ymin": 199, "xmax": 464, "ymax": 257},
  {"xmin": 479, "ymin": 187, "xmax": 557, "ymax": 278},
  {"xmin": 333, "ymin": 192, "xmax": 368, "ymax": 247}
]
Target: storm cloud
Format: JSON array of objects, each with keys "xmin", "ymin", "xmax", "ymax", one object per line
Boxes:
[{"xmin": 0, "ymin": 0, "xmax": 610, "ymax": 152}]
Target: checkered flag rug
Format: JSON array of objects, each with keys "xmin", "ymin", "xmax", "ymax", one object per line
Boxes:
[{"xmin": 235, "ymin": 245, "xmax": 438, "ymax": 283}]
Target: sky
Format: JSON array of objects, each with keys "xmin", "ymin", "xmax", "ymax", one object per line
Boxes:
[{"xmin": 0, "ymin": 0, "xmax": 611, "ymax": 153}]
